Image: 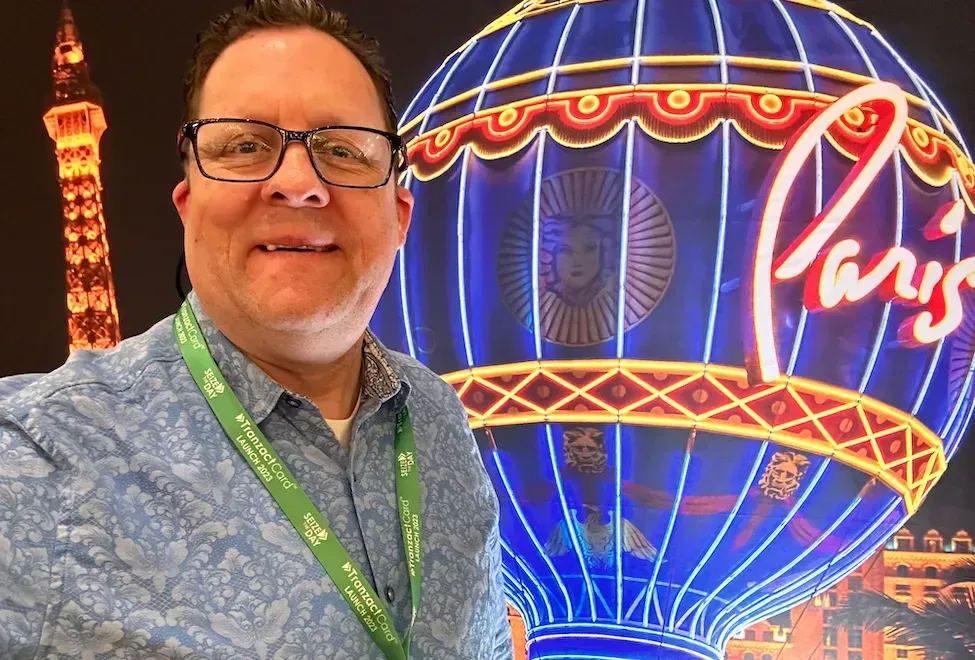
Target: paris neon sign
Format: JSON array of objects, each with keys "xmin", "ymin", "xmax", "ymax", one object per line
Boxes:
[{"xmin": 746, "ymin": 81, "xmax": 971, "ymax": 385}]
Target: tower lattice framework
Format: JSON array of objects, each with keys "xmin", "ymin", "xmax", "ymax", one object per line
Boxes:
[{"xmin": 43, "ymin": 2, "xmax": 121, "ymax": 353}]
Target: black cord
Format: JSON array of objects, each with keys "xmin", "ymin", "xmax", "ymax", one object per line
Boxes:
[{"xmin": 175, "ymin": 252, "xmax": 187, "ymax": 301}]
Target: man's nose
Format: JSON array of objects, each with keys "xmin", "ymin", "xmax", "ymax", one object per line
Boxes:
[{"xmin": 262, "ymin": 142, "xmax": 330, "ymax": 208}]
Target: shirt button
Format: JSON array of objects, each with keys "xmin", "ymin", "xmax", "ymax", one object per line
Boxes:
[
  {"xmin": 385, "ymin": 586, "xmax": 395, "ymax": 603},
  {"xmin": 285, "ymin": 396, "xmax": 302, "ymax": 408}
]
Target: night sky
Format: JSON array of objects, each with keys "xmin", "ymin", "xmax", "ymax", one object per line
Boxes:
[{"xmin": 3, "ymin": 1, "xmax": 974, "ymax": 517}]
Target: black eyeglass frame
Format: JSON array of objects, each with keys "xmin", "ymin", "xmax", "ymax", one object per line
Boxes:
[{"xmin": 178, "ymin": 118, "xmax": 408, "ymax": 189}]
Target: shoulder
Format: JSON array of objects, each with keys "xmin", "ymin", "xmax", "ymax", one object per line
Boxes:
[{"xmin": 0, "ymin": 314, "xmax": 182, "ymax": 457}]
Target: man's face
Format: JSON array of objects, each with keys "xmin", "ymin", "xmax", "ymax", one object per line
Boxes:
[{"xmin": 173, "ymin": 27, "xmax": 413, "ymax": 337}]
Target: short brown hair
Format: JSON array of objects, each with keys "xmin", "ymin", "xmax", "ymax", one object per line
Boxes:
[{"xmin": 180, "ymin": 0, "xmax": 398, "ymax": 131}]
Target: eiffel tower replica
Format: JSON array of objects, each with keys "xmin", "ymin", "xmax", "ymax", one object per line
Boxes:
[{"xmin": 43, "ymin": 2, "xmax": 122, "ymax": 353}]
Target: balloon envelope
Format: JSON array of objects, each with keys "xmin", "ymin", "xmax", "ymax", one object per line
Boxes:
[{"xmin": 372, "ymin": 1, "xmax": 975, "ymax": 657}]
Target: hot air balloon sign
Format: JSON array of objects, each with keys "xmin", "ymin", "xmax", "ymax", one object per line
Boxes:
[{"xmin": 371, "ymin": 1, "xmax": 975, "ymax": 658}]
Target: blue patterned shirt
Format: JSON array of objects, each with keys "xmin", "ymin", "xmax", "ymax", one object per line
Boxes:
[{"xmin": 0, "ymin": 292, "xmax": 512, "ymax": 660}]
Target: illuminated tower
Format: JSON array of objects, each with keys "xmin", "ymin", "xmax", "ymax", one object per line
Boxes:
[{"xmin": 43, "ymin": 2, "xmax": 121, "ymax": 353}]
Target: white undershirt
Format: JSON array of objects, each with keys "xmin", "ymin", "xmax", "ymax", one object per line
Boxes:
[{"xmin": 324, "ymin": 396, "xmax": 361, "ymax": 450}]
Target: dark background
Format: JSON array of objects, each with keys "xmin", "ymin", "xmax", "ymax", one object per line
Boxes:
[{"xmin": 2, "ymin": 0, "xmax": 973, "ymax": 519}]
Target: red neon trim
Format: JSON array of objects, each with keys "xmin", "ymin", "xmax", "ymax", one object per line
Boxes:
[{"xmin": 923, "ymin": 199, "xmax": 965, "ymax": 241}]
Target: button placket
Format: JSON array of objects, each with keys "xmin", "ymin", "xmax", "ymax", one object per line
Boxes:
[{"xmin": 351, "ymin": 407, "xmax": 407, "ymax": 626}]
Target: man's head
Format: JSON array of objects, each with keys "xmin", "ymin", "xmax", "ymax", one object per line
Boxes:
[{"xmin": 172, "ymin": 0, "xmax": 413, "ymax": 348}]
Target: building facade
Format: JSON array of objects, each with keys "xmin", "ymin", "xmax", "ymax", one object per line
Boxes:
[{"xmin": 726, "ymin": 526, "xmax": 973, "ymax": 660}]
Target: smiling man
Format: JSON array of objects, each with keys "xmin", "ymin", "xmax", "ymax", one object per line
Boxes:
[{"xmin": 0, "ymin": 2, "xmax": 513, "ymax": 659}]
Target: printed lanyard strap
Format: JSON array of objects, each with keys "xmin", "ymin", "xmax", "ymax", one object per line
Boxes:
[{"xmin": 174, "ymin": 301, "xmax": 421, "ymax": 660}]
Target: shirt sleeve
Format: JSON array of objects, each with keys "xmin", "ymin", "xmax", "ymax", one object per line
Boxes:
[
  {"xmin": 0, "ymin": 417, "xmax": 59, "ymax": 660},
  {"xmin": 487, "ymin": 499, "xmax": 515, "ymax": 659}
]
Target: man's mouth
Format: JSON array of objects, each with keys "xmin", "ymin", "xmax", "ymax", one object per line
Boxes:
[{"xmin": 259, "ymin": 244, "xmax": 338, "ymax": 253}]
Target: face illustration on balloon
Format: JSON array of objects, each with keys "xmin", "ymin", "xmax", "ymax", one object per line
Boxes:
[
  {"xmin": 549, "ymin": 221, "xmax": 607, "ymax": 301},
  {"xmin": 497, "ymin": 168, "xmax": 675, "ymax": 347}
]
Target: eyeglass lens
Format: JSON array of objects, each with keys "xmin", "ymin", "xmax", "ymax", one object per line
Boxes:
[{"xmin": 194, "ymin": 121, "xmax": 394, "ymax": 186}]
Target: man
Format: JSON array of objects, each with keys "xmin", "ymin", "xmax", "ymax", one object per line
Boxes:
[{"xmin": 0, "ymin": 1, "xmax": 513, "ymax": 658}]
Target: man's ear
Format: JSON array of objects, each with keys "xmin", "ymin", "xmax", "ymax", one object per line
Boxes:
[
  {"xmin": 395, "ymin": 184, "xmax": 414, "ymax": 248},
  {"xmin": 173, "ymin": 178, "xmax": 190, "ymax": 227}
]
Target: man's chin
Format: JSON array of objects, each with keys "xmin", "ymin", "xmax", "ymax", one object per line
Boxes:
[{"xmin": 246, "ymin": 299, "xmax": 347, "ymax": 334}]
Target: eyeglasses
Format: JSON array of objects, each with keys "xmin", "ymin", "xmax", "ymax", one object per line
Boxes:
[{"xmin": 179, "ymin": 118, "xmax": 407, "ymax": 188}]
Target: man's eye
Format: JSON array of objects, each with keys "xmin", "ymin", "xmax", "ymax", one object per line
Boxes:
[
  {"xmin": 317, "ymin": 143, "xmax": 364, "ymax": 160},
  {"xmin": 228, "ymin": 137, "xmax": 270, "ymax": 154}
]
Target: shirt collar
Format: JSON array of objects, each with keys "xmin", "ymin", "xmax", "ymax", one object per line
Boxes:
[{"xmin": 186, "ymin": 291, "xmax": 408, "ymax": 424}]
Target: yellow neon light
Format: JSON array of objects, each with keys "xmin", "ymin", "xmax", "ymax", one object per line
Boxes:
[
  {"xmin": 497, "ymin": 107, "xmax": 519, "ymax": 127},
  {"xmin": 667, "ymin": 90, "xmax": 692, "ymax": 110},
  {"xmin": 784, "ymin": 0, "xmax": 875, "ymax": 29},
  {"xmin": 759, "ymin": 93, "xmax": 784, "ymax": 114},
  {"xmin": 407, "ymin": 83, "xmax": 723, "ymax": 161},
  {"xmin": 442, "ymin": 359, "xmax": 946, "ymax": 513},
  {"xmin": 404, "ymin": 85, "xmax": 974, "ymax": 213},
  {"xmin": 844, "ymin": 107, "xmax": 866, "ymax": 126},
  {"xmin": 466, "ymin": 0, "xmax": 875, "ymax": 43},
  {"xmin": 559, "ymin": 56, "xmax": 634, "ymax": 75},
  {"xmin": 731, "ymin": 55, "xmax": 804, "ymax": 72},
  {"xmin": 470, "ymin": 0, "xmax": 609, "ymax": 43},
  {"xmin": 434, "ymin": 129, "xmax": 452, "ymax": 148},
  {"xmin": 913, "ymin": 125, "xmax": 931, "ymax": 148},
  {"xmin": 577, "ymin": 94, "xmax": 601, "ymax": 114},
  {"xmin": 824, "ymin": 120, "xmax": 974, "ymax": 213},
  {"xmin": 400, "ymin": 55, "xmax": 935, "ymax": 137},
  {"xmin": 560, "ymin": 94, "xmax": 616, "ymax": 127}
]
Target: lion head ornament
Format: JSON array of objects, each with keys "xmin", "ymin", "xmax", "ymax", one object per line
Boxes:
[
  {"xmin": 563, "ymin": 427, "xmax": 608, "ymax": 474},
  {"xmin": 759, "ymin": 451, "xmax": 811, "ymax": 500}
]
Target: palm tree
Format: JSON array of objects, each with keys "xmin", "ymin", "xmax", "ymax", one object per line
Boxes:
[{"xmin": 832, "ymin": 560, "xmax": 975, "ymax": 659}]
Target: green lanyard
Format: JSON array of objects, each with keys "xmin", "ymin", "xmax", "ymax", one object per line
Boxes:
[{"xmin": 174, "ymin": 301, "xmax": 421, "ymax": 660}]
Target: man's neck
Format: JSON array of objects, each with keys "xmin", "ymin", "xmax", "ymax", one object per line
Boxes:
[{"xmin": 198, "ymin": 299, "xmax": 365, "ymax": 419}]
